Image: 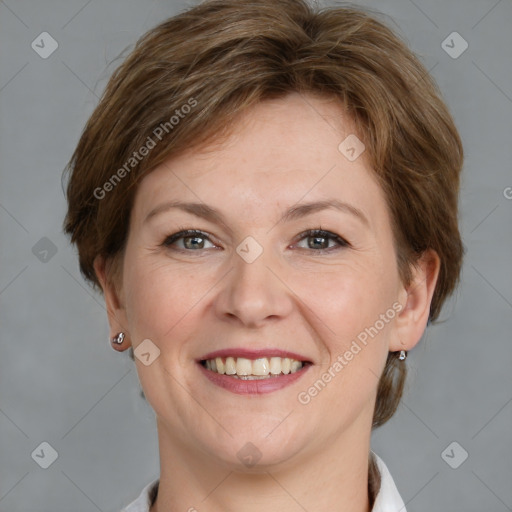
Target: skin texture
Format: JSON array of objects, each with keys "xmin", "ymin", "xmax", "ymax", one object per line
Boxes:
[{"xmin": 95, "ymin": 92, "xmax": 440, "ymax": 512}]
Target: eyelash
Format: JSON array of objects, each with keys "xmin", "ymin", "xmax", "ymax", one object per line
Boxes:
[{"xmin": 161, "ymin": 227, "xmax": 350, "ymax": 254}]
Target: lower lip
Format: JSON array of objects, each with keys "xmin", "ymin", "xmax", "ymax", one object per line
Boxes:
[{"xmin": 197, "ymin": 362, "xmax": 311, "ymax": 395}]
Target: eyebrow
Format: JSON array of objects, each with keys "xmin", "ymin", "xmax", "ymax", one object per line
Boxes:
[{"xmin": 144, "ymin": 199, "xmax": 369, "ymax": 228}]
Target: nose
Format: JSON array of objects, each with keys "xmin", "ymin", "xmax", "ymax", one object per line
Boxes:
[{"xmin": 214, "ymin": 244, "xmax": 294, "ymax": 328}]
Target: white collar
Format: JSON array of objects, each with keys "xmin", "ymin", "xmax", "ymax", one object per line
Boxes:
[
  {"xmin": 122, "ymin": 452, "xmax": 406, "ymax": 512},
  {"xmin": 371, "ymin": 452, "xmax": 407, "ymax": 512}
]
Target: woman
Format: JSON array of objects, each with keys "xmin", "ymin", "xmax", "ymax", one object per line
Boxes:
[{"xmin": 63, "ymin": 0, "xmax": 464, "ymax": 510}]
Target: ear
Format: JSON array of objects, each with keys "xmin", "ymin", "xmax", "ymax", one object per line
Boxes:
[
  {"xmin": 93, "ymin": 255, "xmax": 131, "ymax": 349},
  {"xmin": 390, "ymin": 249, "xmax": 441, "ymax": 352}
]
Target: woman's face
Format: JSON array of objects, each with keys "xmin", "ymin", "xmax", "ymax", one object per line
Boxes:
[{"xmin": 106, "ymin": 92, "xmax": 429, "ymax": 469}]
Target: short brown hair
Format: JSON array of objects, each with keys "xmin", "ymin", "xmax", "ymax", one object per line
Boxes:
[{"xmin": 63, "ymin": 0, "xmax": 464, "ymax": 428}]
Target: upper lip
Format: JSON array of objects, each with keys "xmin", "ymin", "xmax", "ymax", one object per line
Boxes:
[{"xmin": 198, "ymin": 348, "xmax": 312, "ymax": 363}]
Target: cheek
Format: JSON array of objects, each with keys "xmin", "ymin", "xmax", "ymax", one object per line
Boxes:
[
  {"xmin": 291, "ymin": 266, "xmax": 398, "ymax": 429},
  {"xmin": 122, "ymin": 254, "xmax": 206, "ymax": 345},
  {"xmin": 293, "ymin": 260, "xmax": 396, "ymax": 349}
]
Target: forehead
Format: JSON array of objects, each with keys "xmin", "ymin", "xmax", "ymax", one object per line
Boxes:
[{"xmin": 132, "ymin": 93, "xmax": 388, "ymax": 231}]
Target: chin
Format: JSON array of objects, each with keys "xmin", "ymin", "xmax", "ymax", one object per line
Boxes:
[{"xmin": 196, "ymin": 422, "xmax": 309, "ymax": 471}]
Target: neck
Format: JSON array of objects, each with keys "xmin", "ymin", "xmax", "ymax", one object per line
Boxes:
[{"xmin": 150, "ymin": 418, "xmax": 373, "ymax": 512}]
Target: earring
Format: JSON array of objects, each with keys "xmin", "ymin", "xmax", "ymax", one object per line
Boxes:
[
  {"xmin": 398, "ymin": 350, "xmax": 407, "ymax": 361},
  {"xmin": 111, "ymin": 332, "xmax": 125, "ymax": 351}
]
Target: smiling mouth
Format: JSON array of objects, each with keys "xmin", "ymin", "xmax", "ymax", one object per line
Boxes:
[{"xmin": 200, "ymin": 356, "xmax": 311, "ymax": 380}]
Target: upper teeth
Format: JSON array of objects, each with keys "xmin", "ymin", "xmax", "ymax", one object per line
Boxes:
[{"xmin": 204, "ymin": 356, "xmax": 304, "ymax": 376}]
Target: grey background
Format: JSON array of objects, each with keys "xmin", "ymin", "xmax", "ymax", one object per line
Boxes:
[{"xmin": 1, "ymin": 0, "xmax": 511, "ymax": 511}]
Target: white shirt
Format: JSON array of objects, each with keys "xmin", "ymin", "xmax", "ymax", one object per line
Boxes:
[{"xmin": 121, "ymin": 452, "xmax": 406, "ymax": 512}]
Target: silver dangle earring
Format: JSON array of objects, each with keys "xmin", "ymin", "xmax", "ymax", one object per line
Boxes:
[
  {"xmin": 111, "ymin": 332, "xmax": 125, "ymax": 350},
  {"xmin": 398, "ymin": 350, "xmax": 407, "ymax": 361}
]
